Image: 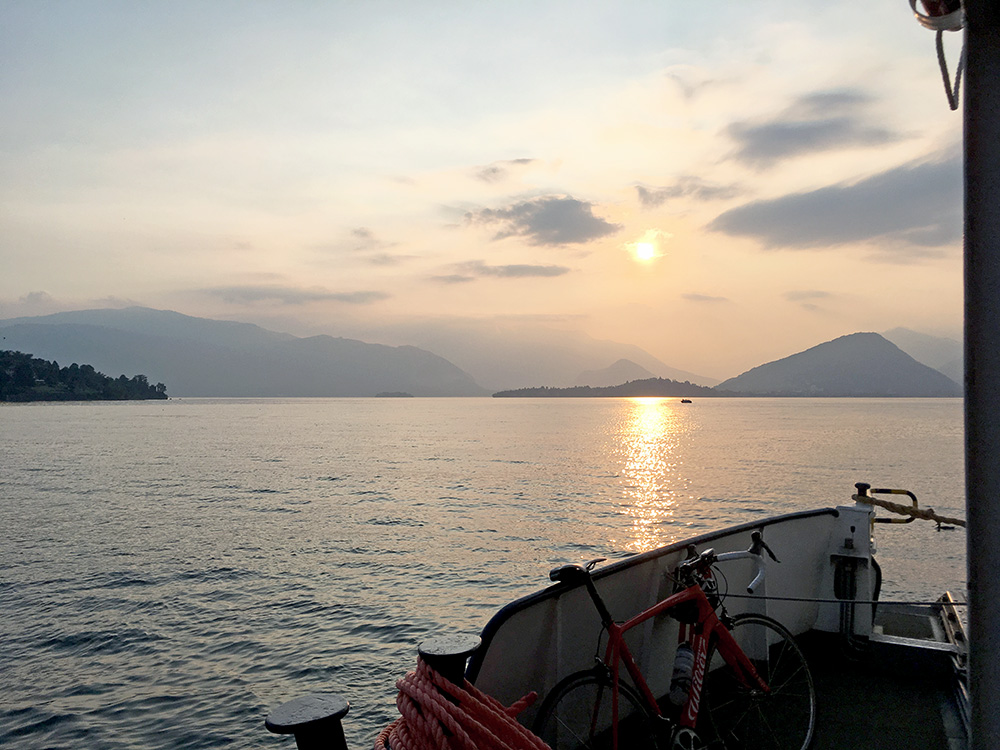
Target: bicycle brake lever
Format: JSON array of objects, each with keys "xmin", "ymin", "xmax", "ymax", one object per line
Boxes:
[
  {"xmin": 760, "ymin": 539, "xmax": 779, "ymax": 563},
  {"xmin": 750, "ymin": 531, "xmax": 780, "ymax": 563}
]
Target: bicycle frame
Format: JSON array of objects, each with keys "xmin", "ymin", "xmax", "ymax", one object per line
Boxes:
[{"xmin": 599, "ymin": 578, "xmax": 770, "ymax": 748}]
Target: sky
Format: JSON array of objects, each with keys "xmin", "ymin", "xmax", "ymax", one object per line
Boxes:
[{"xmin": 0, "ymin": 1, "xmax": 966, "ymax": 380}]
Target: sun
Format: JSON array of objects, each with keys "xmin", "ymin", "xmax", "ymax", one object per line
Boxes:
[
  {"xmin": 627, "ymin": 229, "xmax": 671, "ymax": 263},
  {"xmin": 635, "ymin": 242, "xmax": 656, "ymax": 261}
]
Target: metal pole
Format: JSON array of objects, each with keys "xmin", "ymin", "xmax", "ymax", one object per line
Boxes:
[{"xmin": 964, "ymin": 1, "xmax": 1000, "ymax": 747}]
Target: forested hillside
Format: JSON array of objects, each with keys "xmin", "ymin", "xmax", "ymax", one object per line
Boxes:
[
  {"xmin": 493, "ymin": 377, "xmax": 719, "ymax": 398},
  {"xmin": 0, "ymin": 351, "xmax": 168, "ymax": 402}
]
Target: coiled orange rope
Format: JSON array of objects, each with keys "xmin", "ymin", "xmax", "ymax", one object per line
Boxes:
[{"xmin": 374, "ymin": 659, "xmax": 551, "ymax": 750}]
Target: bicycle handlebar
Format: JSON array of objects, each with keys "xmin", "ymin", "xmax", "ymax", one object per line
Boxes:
[
  {"xmin": 715, "ymin": 549, "xmax": 765, "ymax": 594},
  {"xmin": 549, "ymin": 532, "xmax": 779, "ymax": 597},
  {"xmin": 676, "ymin": 530, "xmax": 779, "ymax": 594}
]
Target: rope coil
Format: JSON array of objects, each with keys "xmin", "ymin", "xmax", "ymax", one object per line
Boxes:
[
  {"xmin": 375, "ymin": 659, "xmax": 550, "ymax": 750},
  {"xmin": 853, "ymin": 493, "xmax": 966, "ymax": 529}
]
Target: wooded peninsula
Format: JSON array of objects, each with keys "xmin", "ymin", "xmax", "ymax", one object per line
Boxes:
[
  {"xmin": 0, "ymin": 351, "xmax": 168, "ymax": 402},
  {"xmin": 493, "ymin": 378, "xmax": 720, "ymax": 398}
]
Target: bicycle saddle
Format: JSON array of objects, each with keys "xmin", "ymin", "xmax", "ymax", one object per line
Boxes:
[
  {"xmin": 549, "ymin": 557, "xmax": 606, "ymax": 584},
  {"xmin": 549, "ymin": 563, "xmax": 586, "ymax": 584}
]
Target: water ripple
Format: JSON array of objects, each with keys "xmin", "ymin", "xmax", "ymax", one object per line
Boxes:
[{"xmin": 0, "ymin": 398, "xmax": 966, "ymax": 749}]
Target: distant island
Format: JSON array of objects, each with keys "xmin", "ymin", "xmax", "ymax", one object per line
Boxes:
[
  {"xmin": 494, "ymin": 378, "xmax": 721, "ymax": 398},
  {"xmin": 0, "ymin": 351, "xmax": 168, "ymax": 402}
]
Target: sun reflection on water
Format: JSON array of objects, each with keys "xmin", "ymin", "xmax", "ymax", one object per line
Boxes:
[{"xmin": 614, "ymin": 397, "xmax": 692, "ymax": 552}]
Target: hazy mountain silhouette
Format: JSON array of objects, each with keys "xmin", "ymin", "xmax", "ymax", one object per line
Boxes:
[
  {"xmin": 882, "ymin": 327, "xmax": 962, "ymax": 384},
  {"xmin": 366, "ymin": 320, "xmax": 719, "ymax": 390},
  {"xmin": 4, "ymin": 309, "xmax": 958, "ymax": 398},
  {"xmin": 1, "ymin": 306, "xmax": 296, "ymax": 349},
  {"xmin": 718, "ymin": 332, "xmax": 962, "ymax": 396},
  {"xmin": 575, "ymin": 359, "xmax": 657, "ymax": 387},
  {"xmin": 0, "ymin": 308, "xmax": 486, "ymax": 397}
]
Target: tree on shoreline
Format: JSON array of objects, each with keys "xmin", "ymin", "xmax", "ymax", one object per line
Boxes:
[{"xmin": 0, "ymin": 351, "xmax": 168, "ymax": 402}]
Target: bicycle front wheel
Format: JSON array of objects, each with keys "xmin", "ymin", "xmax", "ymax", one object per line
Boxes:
[
  {"xmin": 533, "ymin": 669, "xmax": 659, "ymax": 750},
  {"xmin": 700, "ymin": 613, "xmax": 816, "ymax": 750}
]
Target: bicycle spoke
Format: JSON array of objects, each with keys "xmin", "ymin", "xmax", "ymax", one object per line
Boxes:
[
  {"xmin": 754, "ymin": 704, "xmax": 783, "ymax": 749},
  {"xmin": 699, "ymin": 614, "xmax": 816, "ymax": 750},
  {"xmin": 765, "ymin": 664, "xmax": 808, "ymax": 694},
  {"xmin": 551, "ymin": 709, "xmax": 595, "ymax": 747},
  {"xmin": 533, "ymin": 671, "xmax": 658, "ymax": 750}
]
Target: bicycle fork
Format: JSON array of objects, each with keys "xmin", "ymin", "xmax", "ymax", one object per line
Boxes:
[{"xmin": 671, "ymin": 621, "xmax": 771, "ymax": 749}]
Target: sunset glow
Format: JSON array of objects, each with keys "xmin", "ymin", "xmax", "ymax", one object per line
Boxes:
[
  {"xmin": 616, "ymin": 398, "xmax": 689, "ymax": 552},
  {"xmin": 635, "ymin": 242, "xmax": 656, "ymax": 261},
  {"xmin": 0, "ymin": 2, "xmax": 964, "ymax": 380}
]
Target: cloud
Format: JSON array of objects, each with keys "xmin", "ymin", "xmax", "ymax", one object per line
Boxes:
[
  {"xmin": 430, "ymin": 260, "xmax": 570, "ymax": 284},
  {"xmin": 665, "ymin": 70, "xmax": 703, "ymax": 102},
  {"xmin": 317, "ymin": 227, "xmax": 411, "ymax": 266},
  {"xmin": 203, "ymin": 285, "xmax": 390, "ymax": 305},
  {"xmin": 347, "ymin": 226, "xmax": 400, "ymax": 253},
  {"xmin": 683, "ymin": 293, "xmax": 729, "ymax": 303},
  {"xmin": 472, "ymin": 158, "xmax": 537, "ymax": 183},
  {"xmin": 785, "ymin": 290, "xmax": 832, "ymax": 313},
  {"xmin": 433, "ymin": 260, "xmax": 571, "ymax": 283},
  {"xmin": 863, "ymin": 245, "xmax": 947, "ymax": 264},
  {"xmin": 726, "ymin": 90, "xmax": 899, "ymax": 168},
  {"xmin": 19, "ymin": 291, "xmax": 58, "ymax": 307},
  {"xmin": 784, "ymin": 290, "xmax": 830, "ymax": 302},
  {"xmin": 462, "ymin": 260, "xmax": 570, "ymax": 278},
  {"xmin": 708, "ymin": 152, "xmax": 961, "ymax": 255},
  {"xmin": 89, "ymin": 295, "xmax": 143, "ymax": 309},
  {"xmin": 467, "ymin": 196, "xmax": 622, "ymax": 246},
  {"xmin": 430, "ymin": 274, "xmax": 477, "ymax": 284},
  {"xmin": 0, "ymin": 291, "xmax": 62, "ymax": 318},
  {"xmin": 636, "ymin": 177, "xmax": 741, "ymax": 208},
  {"xmin": 368, "ymin": 253, "xmax": 409, "ymax": 266}
]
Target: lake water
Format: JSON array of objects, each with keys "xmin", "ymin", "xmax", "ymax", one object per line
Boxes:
[{"xmin": 0, "ymin": 397, "xmax": 966, "ymax": 749}]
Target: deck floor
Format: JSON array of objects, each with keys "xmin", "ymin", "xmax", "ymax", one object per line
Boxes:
[{"xmin": 800, "ymin": 632, "xmax": 966, "ymax": 750}]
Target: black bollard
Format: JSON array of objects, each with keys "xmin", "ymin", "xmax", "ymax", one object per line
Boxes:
[
  {"xmin": 265, "ymin": 692, "xmax": 350, "ymax": 750},
  {"xmin": 417, "ymin": 633, "xmax": 481, "ymax": 687}
]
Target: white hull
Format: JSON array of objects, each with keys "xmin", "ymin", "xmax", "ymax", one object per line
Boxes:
[{"xmin": 468, "ymin": 499, "xmax": 967, "ymax": 746}]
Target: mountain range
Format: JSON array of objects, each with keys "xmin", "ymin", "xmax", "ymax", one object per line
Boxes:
[
  {"xmin": 718, "ymin": 332, "xmax": 961, "ymax": 397},
  {"xmin": 0, "ymin": 308, "xmax": 962, "ymax": 398},
  {"xmin": 361, "ymin": 320, "xmax": 718, "ymax": 390},
  {"xmin": 0, "ymin": 308, "xmax": 485, "ymax": 397}
]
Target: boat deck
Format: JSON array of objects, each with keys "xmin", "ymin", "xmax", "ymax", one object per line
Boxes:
[{"xmin": 801, "ymin": 601, "xmax": 968, "ymax": 750}]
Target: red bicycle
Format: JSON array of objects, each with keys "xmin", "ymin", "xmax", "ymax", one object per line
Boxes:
[{"xmin": 532, "ymin": 532, "xmax": 816, "ymax": 750}]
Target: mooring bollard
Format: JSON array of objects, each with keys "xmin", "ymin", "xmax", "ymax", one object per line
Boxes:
[
  {"xmin": 417, "ymin": 633, "xmax": 481, "ymax": 687},
  {"xmin": 265, "ymin": 692, "xmax": 350, "ymax": 750}
]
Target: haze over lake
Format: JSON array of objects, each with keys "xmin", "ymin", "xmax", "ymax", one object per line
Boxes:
[{"xmin": 1, "ymin": 397, "xmax": 965, "ymax": 749}]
